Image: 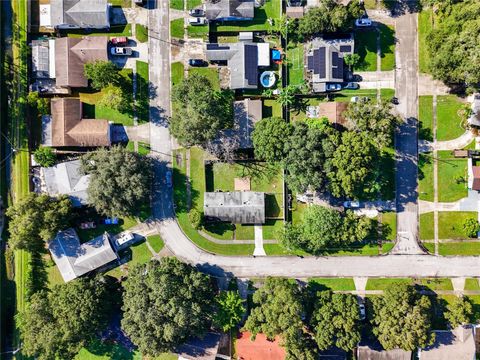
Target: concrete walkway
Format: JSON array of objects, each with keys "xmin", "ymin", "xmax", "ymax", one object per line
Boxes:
[
  {"xmin": 419, "ymin": 191, "xmax": 480, "ymax": 214},
  {"xmin": 419, "ymin": 131, "xmax": 474, "ymax": 153},
  {"xmin": 356, "ymin": 71, "xmax": 394, "ymax": 89},
  {"xmin": 253, "ymin": 225, "xmax": 266, "ymax": 256}
]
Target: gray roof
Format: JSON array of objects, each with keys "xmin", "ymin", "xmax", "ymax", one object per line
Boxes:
[
  {"xmin": 221, "ymin": 99, "xmax": 262, "ymax": 148},
  {"xmin": 51, "ymin": 0, "xmax": 110, "ymax": 29},
  {"xmin": 419, "ymin": 326, "xmax": 476, "ymax": 360},
  {"xmin": 48, "ymin": 228, "xmax": 118, "ymax": 282},
  {"xmin": 357, "ymin": 346, "xmax": 412, "ymax": 360},
  {"xmin": 468, "ymin": 94, "xmax": 480, "ymax": 127},
  {"xmin": 31, "ymin": 39, "xmax": 51, "ymax": 78},
  {"xmin": 176, "ymin": 332, "xmax": 221, "ymax": 360},
  {"xmin": 204, "ymin": 191, "xmax": 265, "ymax": 224},
  {"xmin": 40, "ymin": 159, "xmax": 90, "ymax": 207},
  {"xmin": 205, "ymin": 0, "xmax": 254, "ymax": 21}
]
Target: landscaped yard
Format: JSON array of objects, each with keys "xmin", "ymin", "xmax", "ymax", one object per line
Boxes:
[
  {"xmin": 308, "ymin": 278, "xmax": 356, "ymax": 291},
  {"xmin": 170, "ymin": 18, "xmax": 185, "ymax": 39},
  {"xmin": 263, "ymin": 99, "xmax": 282, "ymax": 118},
  {"xmin": 136, "ymin": 61, "xmax": 149, "ymax": 123},
  {"xmin": 436, "ymin": 95, "xmax": 466, "ymax": 141},
  {"xmin": 146, "ymin": 235, "xmax": 165, "ymax": 253},
  {"xmin": 75, "ymin": 340, "xmax": 142, "ymax": 360},
  {"xmin": 418, "ymin": 153, "xmax": 434, "ymax": 202},
  {"xmin": 438, "ymin": 211, "xmax": 477, "ymax": 240},
  {"xmin": 438, "ymin": 242, "xmax": 480, "ymax": 256},
  {"xmin": 287, "ymin": 42, "xmax": 304, "ymax": 86},
  {"xmin": 380, "ymin": 211, "xmax": 396, "ymax": 241},
  {"xmin": 189, "ymin": 67, "xmax": 220, "ymax": 90},
  {"xmin": 420, "ymin": 212, "xmax": 434, "ymax": 241},
  {"xmin": 171, "ymin": 61, "xmax": 185, "ymax": 87},
  {"xmin": 354, "ymin": 30, "xmax": 377, "ymax": 71},
  {"xmin": 379, "ymin": 24, "xmax": 395, "ymax": 71},
  {"xmin": 135, "ymin": 24, "xmax": 148, "ymax": 43},
  {"xmin": 418, "ymin": 9, "xmax": 433, "ymax": 74},
  {"xmin": 437, "ymin": 151, "xmax": 467, "ymax": 202},
  {"xmin": 419, "ymin": 95, "xmax": 433, "ymax": 141},
  {"xmin": 187, "ymin": 25, "xmax": 209, "ymax": 39}
]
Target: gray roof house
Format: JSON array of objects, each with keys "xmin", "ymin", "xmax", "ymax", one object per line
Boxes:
[
  {"xmin": 176, "ymin": 332, "xmax": 222, "ymax": 360},
  {"xmin": 40, "ymin": 159, "xmax": 90, "ymax": 207},
  {"xmin": 204, "ymin": 191, "xmax": 265, "ymax": 224},
  {"xmin": 418, "ymin": 326, "xmax": 476, "ymax": 360},
  {"xmin": 357, "ymin": 346, "xmax": 412, "ymax": 360},
  {"xmin": 206, "ymin": 41, "xmax": 270, "ymax": 89},
  {"xmin": 220, "ymin": 99, "xmax": 262, "ymax": 149},
  {"xmin": 205, "ymin": 0, "xmax": 254, "ymax": 21},
  {"xmin": 306, "ymin": 35, "xmax": 354, "ymax": 93},
  {"xmin": 40, "ymin": 0, "xmax": 110, "ymax": 30},
  {"xmin": 48, "ymin": 228, "xmax": 118, "ymax": 282}
]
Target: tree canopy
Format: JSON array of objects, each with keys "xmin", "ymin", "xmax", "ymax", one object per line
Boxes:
[
  {"xmin": 84, "ymin": 60, "xmax": 120, "ymax": 90},
  {"xmin": 121, "ymin": 258, "xmax": 216, "ymax": 356},
  {"xmin": 214, "ymin": 290, "xmax": 245, "ymax": 332},
  {"xmin": 81, "ymin": 146, "xmax": 152, "ymax": 217},
  {"xmin": 444, "ymin": 296, "xmax": 473, "ymax": 328},
  {"xmin": 18, "ymin": 276, "xmax": 115, "ymax": 360},
  {"xmin": 6, "ymin": 193, "xmax": 72, "ymax": 252},
  {"xmin": 370, "ymin": 283, "xmax": 435, "ymax": 351},
  {"xmin": 252, "ymin": 117, "xmax": 291, "ymax": 162},
  {"xmin": 33, "ymin": 147, "xmax": 56, "ymax": 167},
  {"xmin": 171, "ymin": 73, "xmax": 233, "ymax": 147}
]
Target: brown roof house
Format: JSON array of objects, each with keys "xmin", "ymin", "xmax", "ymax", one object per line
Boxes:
[
  {"xmin": 42, "ymin": 98, "xmax": 111, "ymax": 148},
  {"xmin": 55, "ymin": 36, "xmax": 108, "ymax": 88},
  {"xmin": 467, "ymin": 158, "xmax": 480, "ymax": 191}
]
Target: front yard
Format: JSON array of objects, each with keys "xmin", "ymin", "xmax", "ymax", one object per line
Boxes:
[
  {"xmin": 436, "ymin": 95, "xmax": 466, "ymax": 141},
  {"xmin": 437, "ymin": 151, "xmax": 467, "ymax": 202},
  {"xmin": 419, "ymin": 95, "xmax": 433, "ymax": 141},
  {"xmin": 418, "ymin": 153, "xmax": 434, "ymax": 202},
  {"xmin": 354, "ymin": 29, "xmax": 377, "ymax": 71}
]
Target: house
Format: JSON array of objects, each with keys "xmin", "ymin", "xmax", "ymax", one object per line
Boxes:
[
  {"xmin": 204, "ymin": 191, "xmax": 265, "ymax": 224},
  {"xmin": 42, "ymin": 98, "xmax": 111, "ymax": 148},
  {"xmin": 467, "ymin": 94, "xmax": 480, "ymax": 127},
  {"xmin": 205, "ymin": 0, "xmax": 254, "ymax": 21},
  {"xmin": 48, "ymin": 228, "xmax": 118, "ymax": 282},
  {"xmin": 418, "ymin": 326, "xmax": 476, "ymax": 360},
  {"xmin": 467, "ymin": 158, "xmax": 480, "ymax": 191},
  {"xmin": 357, "ymin": 345, "xmax": 412, "ymax": 360},
  {"xmin": 220, "ymin": 99, "xmax": 262, "ymax": 149},
  {"xmin": 306, "ymin": 35, "xmax": 354, "ymax": 93},
  {"xmin": 306, "ymin": 101, "xmax": 349, "ymax": 128},
  {"xmin": 176, "ymin": 332, "xmax": 222, "ymax": 360},
  {"xmin": 40, "ymin": 0, "xmax": 110, "ymax": 30},
  {"xmin": 206, "ymin": 40, "xmax": 270, "ymax": 89},
  {"xmin": 40, "ymin": 159, "xmax": 90, "ymax": 207},
  {"xmin": 235, "ymin": 332, "xmax": 286, "ymax": 360},
  {"xmin": 55, "ymin": 36, "xmax": 109, "ymax": 88}
]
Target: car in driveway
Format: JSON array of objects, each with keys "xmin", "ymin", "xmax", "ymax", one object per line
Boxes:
[
  {"xmin": 344, "ymin": 82, "xmax": 360, "ymax": 90},
  {"xmin": 189, "ymin": 8, "xmax": 205, "ymax": 17},
  {"xmin": 355, "ymin": 18, "xmax": 373, "ymax": 27},
  {"xmin": 189, "ymin": 17, "xmax": 207, "ymax": 25},
  {"xmin": 111, "ymin": 47, "xmax": 133, "ymax": 56},
  {"xmin": 343, "ymin": 200, "xmax": 360, "ymax": 208},
  {"xmin": 326, "ymin": 83, "xmax": 342, "ymax": 92},
  {"xmin": 110, "ymin": 37, "xmax": 128, "ymax": 46},
  {"xmin": 188, "ymin": 59, "xmax": 207, "ymax": 67}
]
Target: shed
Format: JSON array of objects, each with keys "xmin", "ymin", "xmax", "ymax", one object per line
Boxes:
[{"xmin": 204, "ymin": 191, "xmax": 265, "ymax": 224}]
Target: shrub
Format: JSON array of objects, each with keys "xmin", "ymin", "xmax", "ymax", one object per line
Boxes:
[
  {"xmin": 189, "ymin": 209, "xmax": 203, "ymax": 229},
  {"xmin": 33, "ymin": 147, "xmax": 56, "ymax": 167},
  {"xmin": 463, "ymin": 218, "xmax": 480, "ymax": 238}
]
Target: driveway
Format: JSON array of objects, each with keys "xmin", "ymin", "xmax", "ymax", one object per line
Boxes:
[{"xmin": 110, "ymin": 38, "xmax": 149, "ymax": 69}]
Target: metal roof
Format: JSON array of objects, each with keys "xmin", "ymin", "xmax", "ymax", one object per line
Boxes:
[{"xmin": 204, "ymin": 191, "xmax": 265, "ymax": 224}]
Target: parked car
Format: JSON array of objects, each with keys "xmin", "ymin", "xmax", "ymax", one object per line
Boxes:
[
  {"xmin": 189, "ymin": 8, "xmax": 205, "ymax": 17},
  {"xmin": 188, "ymin": 17, "xmax": 207, "ymax": 25},
  {"xmin": 165, "ymin": 170, "xmax": 172, "ymax": 187},
  {"xmin": 325, "ymin": 83, "xmax": 342, "ymax": 92},
  {"xmin": 110, "ymin": 47, "xmax": 133, "ymax": 56},
  {"xmin": 343, "ymin": 200, "xmax": 360, "ymax": 208},
  {"xmin": 355, "ymin": 18, "xmax": 373, "ymax": 27},
  {"xmin": 359, "ymin": 302, "xmax": 366, "ymax": 321},
  {"xmin": 110, "ymin": 37, "xmax": 128, "ymax": 46},
  {"xmin": 188, "ymin": 59, "xmax": 207, "ymax": 67},
  {"xmin": 391, "ymin": 96, "xmax": 399, "ymax": 105},
  {"xmin": 104, "ymin": 217, "xmax": 119, "ymax": 225},
  {"xmin": 115, "ymin": 232, "xmax": 135, "ymax": 249},
  {"xmin": 134, "ymin": 0, "xmax": 145, "ymax": 6},
  {"xmin": 344, "ymin": 82, "xmax": 360, "ymax": 90}
]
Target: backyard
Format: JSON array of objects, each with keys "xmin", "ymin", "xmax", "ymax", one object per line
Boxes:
[{"xmin": 286, "ymin": 42, "xmax": 304, "ymax": 86}]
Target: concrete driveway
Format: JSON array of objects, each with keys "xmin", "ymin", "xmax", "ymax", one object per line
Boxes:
[{"xmin": 110, "ymin": 37, "xmax": 148, "ymax": 69}]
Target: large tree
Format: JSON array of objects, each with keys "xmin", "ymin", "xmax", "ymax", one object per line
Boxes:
[
  {"xmin": 81, "ymin": 146, "xmax": 152, "ymax": 217},
  {"xmin": 171, "ymin": 73, "xmax": 233, "ymax": 147},
  {"xmin": 214, "ymin": 290, "xmax": 245, "ymax": 332},
  {"xmin": 444, "ymin": 296, "xmax": 473, "ymax": 328},
  {"xmin": 84, "ymin": 60, "xmax": 120, "ymax": 90},
  {"xmin": 6, "ymin": 193, "xmax": 72, "ymax": 252},
  {"xmin": 121, "ymin": 258, "xmax": 216, "ymax": 356},
  {"xmin": 311, "ymin": 290, "xmax": 361, "ymax": 352},
  {"xmin": 252, "ymin": 117, "xmax": 292, "ymax": 162},
  {"xmin": 18, "ymin": 276, "xmax": 115, "ymax": 360},
  {"xmin": 370, "ymin": 283, "xmax": 435, "ymax": 351}
]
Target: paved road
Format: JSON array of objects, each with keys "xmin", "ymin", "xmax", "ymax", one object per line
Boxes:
[{"xmin": 392, "ymin": 9, "xmax": 424, "ymax": 255}]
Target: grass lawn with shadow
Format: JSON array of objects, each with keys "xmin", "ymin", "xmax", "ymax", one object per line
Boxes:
[
  {"xmin": 354, "ymin": 30, "xmax": 377, "ymax": 72},
  {"xmin": 418, "ymin": 278, "xmax": 453, "ymax": 291},
  {"xmin": 75, "ymin": 340, "xmax": 141, "ymax": 360},
  {"xmin": 379, "ymin": 24, "xmax": 395, "ymax": 71},
  {"xmin": 437, "ymin": 151, "xmax": 467, "ymax": 202},
  {"xmin": 420, "ymin": 212, "xmax": 434, "ymax": 241},
  {"xmin": 189, "ymin": 67, "xmax": 220, "ymax": 90},
  {"xmin": 436, "ymin": 95, "xmax": 466, "ymax": 141},
  {"xmin": 170, "ymin": 18, "xmax": 185, "ymax": 39},
  {"xmin": 438, "ymin": 211, "xmax": 477, "ymax": 240},
  {"xmin": 380, "ymin": 211, "xmax": 396, "ymax": 241},
  {"xmin": 308, "ymin": 278, "xmax": 356, "ymax": 291},
  {"xmin": 171, "ymin": 61, "xmax": 185, "ymax": 87},
  {"xmin": 263, "ymin": 99, "xmax": 283, "ymax": 118},
  {"xmin": 287, "ymin": 42, "xmax": 304, "ymax": 86},
  {"xmin": 366, "ymin": 278, "xmax": 413, "ymax": 290},
  {"xmin": 418, "ymin": 153, "xmax": 434, "ymax": 202},
  {"xmin": 67, "ymin": 24, "xmax": 132, "ymax": 38},
  {"xmin": 136, "ymin": 61, "xmax": 149, "ymax": 123},
  {"xmin": 419, "ymin": 95, "xmax": 433, "ymax": 141}
]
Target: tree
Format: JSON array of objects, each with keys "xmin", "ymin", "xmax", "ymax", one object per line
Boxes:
[
  {"xmin": 98, "ymin": 84, "xmax": 127, "ymax": 112},
  {"xmin": 18, "ymin": 276, "xmax": 115, "ymax": 360},
  {"xmin": 344, "ymin": 54, "xmax": 360, "ymax": 71},
  {"xmin": 342, "ymin": 210, "xmax": 375, "ymax": 243},
  {"xmin": 81, "ymin": 146, "xmax": 152, "ymax": 217},
  {"xmin": 171, "ymin": 74, "xmax": 233, "ymax": 147},
  {"xmin": 33, "ymin": 147, "xmax": 56, "ymax": 167},
  {"xmin": 311, "ymin": 290, "xmax": 361, "ymax": 351},
  {"xmin": 27, "ymin": 91, "xmax": 50, "ymax": 115},
  {"xmin": 301, "ymin": 205, "xmax": 344, "ymax": 253},
  {"xmin": 252, "ymin": 117, "xmax": 292, "ymax": 162},
  {"xmin": 84, "ymin": 60, "xmax": 120, "ymax": 90},
  {"xmin": 189, "ymin": 208, "xmax": 203, "ymax": 229},
  {"xmin": 370, "ymin": 283, "xmax": 435, "ymax": 351},
  {"xmin": 326, "ymin": 131, "xmax": 380, "ymax": 199},
  {"xmin": 277, "ymin": 84, "xmax": 302, "ymax": 107},
  {"xmin": 445, "ymin": 296, "xmax": 473, "ymax": 328},
  {"xmin": 205, "ymin": 134, "xmax": 240, "ymax": 163},
  {"xmin": 122, "ymin": 258, "xmax": 215, "ymax": 356},
  {"xmin": 214, "ymin": 290, "xmax": 245, "ymax": 332},
  {"xmin": 6, "ymin": 193, "xmax": 72, "ymax": 252},
  {"xmin": 463, "ymin": 218, "xmax": 480, "ymax": 238}
]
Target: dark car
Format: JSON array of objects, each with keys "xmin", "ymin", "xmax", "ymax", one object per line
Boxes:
[
  {"xmin": 188, "ymin": 59, "xmax": 207, "ymax": 67},
  {"xmin": 391, "ymin": 96, "xmax": 399, "ymax": 105},
  {"xmin": 189, "ymin": 8, "xmax": 205, "ymax": 17}
]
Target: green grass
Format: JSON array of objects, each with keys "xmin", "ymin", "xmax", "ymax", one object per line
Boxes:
[
  {"xmin": 308, "ymin": 278, "xmax": 356, "ymax": 291},
  {"xmin": 438, "ymin": 211, "xmax": 477, "ymax": 240},
  {"xmin": 109, "ymin": 0, "xmax": 132, "ymax": 6},
  {"xmin": 75, "ymin": 340, "xmax": 142, "ymax": 360},
  {"xmin": 380, "ymin": 211, "xmax": 396, "ymax": 241},
  {"xmin": 170, "ymin": 18, "xmax": 185, "ymax": 39},
  {"xmin": 419, "ymin": 96, "xmax": 434, "ymax": 141},
  {"xmin": 187, "ymin": 0, "xmax": 202, "ymax": 9},
  {"xmin": 46, "ymin": 256, "xmax": 64, "ymax": 287},
  {"xmin": 465, "ymin": 278, "xmax": 480, "ymax": 291},
  {"xmin": 68, "ymin": 24, "xmax": 132, "ymax": 37},
  {"xmin": 420, "ymin": 212, "xmax": 434, "ymax": 241},
  {"xmin": 170, "ymin": 0, "xmax": 184, "ymax": 9},
  {"xmin": 136, "ymin": 61, "xmax": 149, "ymax": 123},
  {"xmin": 171, "ymin": 61, "xmax": 185, "ymax": 87},
  {"xmin": 418, "ymin": 153, "xmax": 434, "ymax": 202},
  {"xmin": 438, "ymin": 242, "xmax": 480, "ymax": 256},
  {"xmin": 147, "ymin": 235, "xmax": 165, "ymax": 253},
  {"xmin": 129, "ymin": 241, "xmax": 153, "ymax": 267},
  {"xmin": 189, "ymin": 67, "xmax": 220, "ymax": 90},
  {"xmin": 436, "ymin": 95, "xmax": 466, "ymax": 141},
  {"xmin": 287, "ymin": 42, "xmax": 304, "ymax": 86},
  {"xmin": 187, "ymin": 25, "xmax": 209, "ymax": 39},
  {"xmin": 419, "ymin": 278, "xmax": 453, "ymax": 291},
  {"xmin": 354, "ymin": 30, "xmax": 377, "ymax": 71},
  {"xmin": 135, "ymin": 24, "xmax": 148, "ymax": 43},
  {"xmin": 364, "ymin": 0, "xmax": 377, "ymax": 9},
  {"xmin": 418, "ymin": 10, "xmax": 433, "ymax": 74},
  {"xmin": 379, "ymin": 24, "xmax": 395, "ymax": 71},
  {"xmin": 437, "ymin": 151, "xmax": 467, "ymax": 202},
  {"xmin": 263, "ymin": 219, "xmax": 284, "ymax": 240},
  {"xmin": 263, "ymin": 99, "xmax": 282, "ymax": 118},
  {"xmin": 235, "ymin": 224, "xmax": 255, "ymax": 240},
  {"xmin": 380, "ymin": 88, "xmax": 395, "ymax": 102},
  {"xmin": 423, "ymin": 242, "xmax": 435, "ymax": 254},
  {"xmin": 366, "ymin": 278, "xmax": 413, "ymax": 290}
]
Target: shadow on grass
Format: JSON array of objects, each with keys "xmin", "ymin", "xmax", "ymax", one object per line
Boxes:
[
  {"xmin": 265, "ymin": 194, "xmax": 281, "ymax": 218},
  {"xmin": 203, "ymin": 221, "xmax": 235, "ymax": 236},
  {"xmin": 379, "ymin": 151, "xmax": 395, "ymax": 200},
  {"xmin": 418, "ymin": 153, "xmax": 432, "ymax": 181},
  {"xmin": 172, "ymin": 166, "xmax": 200, "ymax": 214},
  {"xmin": 419, "ymin": 121, "xmax": 433, "ymax": 141},
  {"xmin": 83, "ymin": 339, "xmax": 136, "ymax": 360},
  {"xmin": 378, "ymin": 23, "xmax": 395, "ymax": 58},
  {"xmin": 354, "ymin": 30, "xmax": 377, "ymax": 71}
]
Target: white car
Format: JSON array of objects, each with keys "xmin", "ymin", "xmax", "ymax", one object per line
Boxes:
[
  {"xmin": 115, "ymin": 232, "xmax": 135, "ymax": 248},
  {"xmin": 326, "ymin": 83, "xmax": 342, "ymax": 92},
  {"xmin": 355, "ymin": 18, "xmax": 373, "ymax": 27},
  {"xmin": 343, "ymin": 200, "xmax": 360, "ymax": 208},
  {"xmin": 110, "ymin": 47, "xmax": 133, "ymax": 56},
  {"xmin": 188, "ymin": 17, "xmax": 207, "ymax": 25}
]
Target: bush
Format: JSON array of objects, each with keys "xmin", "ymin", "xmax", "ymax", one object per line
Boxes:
[
  {"xmin": 33, "ymin": 147, "xmax": 56, "ymax": 167},
  {"xmin": 463, "ymin": 218, "xmax": 480, "ymax": 238},
  {"xmin": 189, "ymin": 209, "xmax": 203, "ymax": 229}
]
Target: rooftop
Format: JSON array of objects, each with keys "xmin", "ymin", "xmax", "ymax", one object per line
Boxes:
[
  {"xmin": 205, "ymin": 0, "xmax": 254, "ymax": 21},
  {"xmin": 418, "ymin": 326, "xmax": 476, "ymax": 360},
  {"xmin": 204, "ymin": 191, "xmax": 265, "ymax": 224},
  {"xmin": 50, "ymin": 0, "xmax": 110, "ymax": 29},
  {"xmin": 357, "ymin": 346, "xmax": 412, "ymax": 360}
]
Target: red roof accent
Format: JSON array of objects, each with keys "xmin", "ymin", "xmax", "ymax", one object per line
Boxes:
[
  {"xmin": 472, "ymin": 166, "xmax": 480, "ymax": 191},
  {"xmin": 236, "ymin": 332, "xmax": 286, "ymax": 360}
]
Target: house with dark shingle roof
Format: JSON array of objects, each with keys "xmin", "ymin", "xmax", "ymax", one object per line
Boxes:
[
  {"xmin": 40, "ymin": 0, "xmax": 110, "ymax": 30},
  {"xmin": 205, "ymin": 0, "xmax": 254, "ymax": 21},
  {"xmin": 357, "ymin": 345, "xmax": 412, "ymax": 360},
  {"xmin": 204, "ymin": 191, "xmax": 265, "ymax": 224}
]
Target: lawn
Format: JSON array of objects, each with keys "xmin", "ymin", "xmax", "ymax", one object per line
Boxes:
[
  {"xmin": 438, "ymin": 211, "xmax": 477, "ymax": 240},
  {"xmin": 419, "ymin": 96, "xmax": 433, "ymax": 141},
  {"xmin": 379, "ymin": 24, "xmax": 395, "ymax": 71},
  {"xmin": 263, "ymin": 99, "xmax": 283, "ymax": 118},
  {"xmin": 170, "ymin": 0, "xmax": 184, "ymax": 10},
  {"xmin": 437, "ymin": 151, "xmax": 467, "ymax": 202},
  {"xmin": 418, "ymin": 278, "xmax": 453, "ymax": 291},
  {"xmin": 187, "ymin": 25, "xmax": 209, "ymax": 39},
  {"xmin": 308, "ymin": 278, "xmax": 356, "ymax": 291},
  {"xmin": 170, "ymin": 18, "xmax": 185, "ymax": 39},
  {"xmin": 171, "ymin": 61, "xmax": 185, "ymax": 87},
  {"xmin": 68, "ymin": 24, "xmax": 132, "ymax": 37},
  {"xmin": 366, "ymin": 278, "xmax": 413, "ymax": 290},
  {"xmin": 76, "ymin": 340, "xmax": 142, "ymax": 360},
  {"xmin": 105, "ymin": 240, "xmax": 153, "ymax": 278},
  {"xmin": 420, "ymin": 212, "xmax": 434, "ymax": 241},
  {"xmin": 438, "ymin": 242, "xmax": 480, "ymax": 256},
  {"xmin": 363, "ymin": 0, "xmax": 377, "ymax": 9},
  {"xmin": 436, "ymin": 95, "xmax": 466, "ymax": 141},
  {"xmin": 135, "ymin": 24, "xmax": 148, "ymax": 43},
  {"xmin": 380, "ymin": 211, "xmax": 396, "ymax": 241},
  {"xmin": 418, "ymin": 9, "xmax": 433, "ymax": 74},
  {"xmin": 189, "ymin": 67, "xmax": 220, "ymax": 90},
  {"xmin": 465, "ymin": 278, "xmax": 480, "ymax": 290},
  {"xmin": 136, "ymin": 61, "xmax": 149, "ymax": 123},
  {"xmin": 418, "ymin": 153, "xmax": 434, "ymax": 202},
  {"xmin": 333, "ymin": 89, "xmax": 378, "ymax": 102},
  {"xmin": 354, "ymin": 30, "xmax": 377, "ymax": 71},
  {"xmin": 380, "ymin": 88, "xmax": 395, "ymax": 102},
  {"xmin": 187, "ymin": 0, "xmax": 202, "ymax": 9},
  {"xmin": 287, "ymin": 42, "xmax": 304, "ymax": 86},
  {"xmin": 147, "ymin": 235, "xmax": 165, "ymax": 253}
]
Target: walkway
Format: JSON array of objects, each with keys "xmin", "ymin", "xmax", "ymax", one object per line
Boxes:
[
  {"xmin": 419, "ymin": 191, "xmax": 480, "ymax": 214},
  {"xmin": 419, "ymin": 131, "xmax": 474, "ymax": 153},
  {"xmin": 253, "ymin": 225, "xmax": 266, "ymax": 256}
]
